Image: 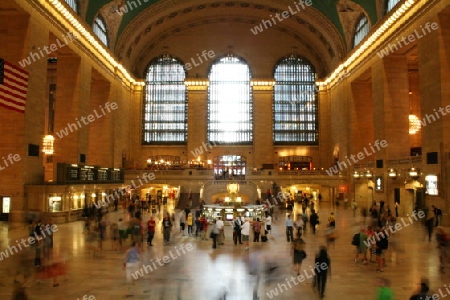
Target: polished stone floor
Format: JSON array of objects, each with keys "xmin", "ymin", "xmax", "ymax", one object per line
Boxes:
[{"xmin": 0, "ymin": 201, "xmax": 448, "ymax": 300}]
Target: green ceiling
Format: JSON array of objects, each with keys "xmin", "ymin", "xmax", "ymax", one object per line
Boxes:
[{"xmin": 85, "ymin": 0, "xmax": 378, "ymax": 42}]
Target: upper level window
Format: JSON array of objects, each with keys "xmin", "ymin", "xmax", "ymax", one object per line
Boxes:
[
  {"xmin": 208, "ymin": 55, "xmax": 252, "ymax": 144},
  {"xmin": 353, "ymin": 15, "xmax": 370, "ymax": 47},
  {"xmin": 142, "ymin": 55, "xmax": 187, "ymax": 144},
  {"xmin": 273, "ymin": 55, "xmax": 318, "ymax": 145},
  {"xmin": 64, "ymin": 0, "xmax": 78, "ymax": 13},
  {"xmin": 93, "ymin": 16, "xmax": 108, "ymax": 46},
  {"xmin": 386, "ymin": 0, "xmax": 401, "ymax": 13}
]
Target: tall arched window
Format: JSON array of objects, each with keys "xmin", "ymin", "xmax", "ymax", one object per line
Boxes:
[
  {"xmin": 93, "ymin": 16, "xmax": 108, "ymax": 46},
  {"xmin": 208, "ymin": 55, "xmax": 252, "ymax": 144},
  {"xmin": 385, "ymin": 0, "xmax": 401, "ymax": 13},
  {"xmin": 64, "ymin": 0, "xmax": 78, "ymax": 14},
  {"xmin": 273, "ymin": 55, "xmax": 318, "ymax": 144},
  {"xmin": 142, "ymin": 55, "xmax": 187, "ymax": 144},
  {"xmin": 353, "ymin": 15, "xmax": 370, "ymax": 47}
]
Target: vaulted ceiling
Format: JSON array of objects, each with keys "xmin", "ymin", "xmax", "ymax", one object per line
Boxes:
[{"xmin": 81, "ymin": 0, "xmax": 383, "ymax": 79}]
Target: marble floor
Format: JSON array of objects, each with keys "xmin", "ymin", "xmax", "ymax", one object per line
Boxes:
[{"xmin": 0, "ymin": 202, "xmax": 448, "ymax": 300}]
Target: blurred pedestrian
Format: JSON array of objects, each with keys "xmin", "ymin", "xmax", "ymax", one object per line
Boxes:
[
  {"xmin": 410, "ymin": 278, "xmax": 431, "ymax": 300},
  {"xmin": 123, "ymin": 242, "xmax": 140, "ymax": 294},
  {"xmin": 291, "ymin": 238, "xmax": 306, "ymax": 275},
  {"xmin": 375, "ymin": 277, "xmax": 394, "ymax": 300},
  {"xmin": 315, "ymin": 246, "xmax": 331, "ymax": 299}
]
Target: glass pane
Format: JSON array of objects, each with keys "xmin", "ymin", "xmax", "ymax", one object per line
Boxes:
[
  {"xmin": 142, "ymin": 55, "xmax": 187, "ymax": 144},
  {"xmin": 273, "ymin": 55, "xmax": 318, "ymax": 145},
  {"xmin": 208, "ymin": 55, "xmax": 252, "ymax": 144}
]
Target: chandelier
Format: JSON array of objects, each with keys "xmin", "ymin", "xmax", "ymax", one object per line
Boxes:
[{"xmin": 408, "ymin": 114, "xmax": 421, "ymax": 135}]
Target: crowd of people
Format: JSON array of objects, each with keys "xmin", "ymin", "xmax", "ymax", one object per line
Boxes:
[{"xmin": 9, "ymin": 195, "xmax": 450, "ymax": 299}]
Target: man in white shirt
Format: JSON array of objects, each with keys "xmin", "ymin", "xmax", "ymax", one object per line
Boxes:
[
  {"xmin": 216, "ymin": 216, "xmax": 225, "ymax": 245},
  {"xmin": 265, "ymin": 214, "xmax": 272, "ymax": 237},
  {"xmin": 241, "ymin": 218, "xmax": 251, "ymax": 250}
]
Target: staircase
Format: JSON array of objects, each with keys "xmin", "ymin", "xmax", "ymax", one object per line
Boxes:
[{"xmin": 176, "ymin": 193, "xmax": 200, "ymax": 209}]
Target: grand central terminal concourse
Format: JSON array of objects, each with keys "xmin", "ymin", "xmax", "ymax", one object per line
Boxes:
[{"xmin": 1, "ymin": 0, "xmax": 450, "ymax": 299}]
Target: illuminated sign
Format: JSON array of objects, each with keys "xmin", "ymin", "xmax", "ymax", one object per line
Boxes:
[
  {"xmin": 375, "ymin": 176, "xmax": 384, "ymax": 192},
  {"xmin": 425, "ymin": 175, "xmax": 438, "ymax": 196}
]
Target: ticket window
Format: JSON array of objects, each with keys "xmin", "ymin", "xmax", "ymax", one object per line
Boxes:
[{"xmin": 48, "ymin": 195, "xmax": 62, "ymax": 212}]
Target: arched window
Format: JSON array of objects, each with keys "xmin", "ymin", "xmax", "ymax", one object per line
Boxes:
[
  {"xmin": 353, "ymin": 15, "xmax": 370, "ymax": 47},
  {"xmin": 93, "ymin": 16, "xmax": 108, "ymax": 46},
  {"xmin": 208, "ymin": 55, "xmax": 252, "ymax": 144},
  {"xmin": 273, "ymin": 55, "xmax": 318, "ymax": 144},
  {"xmin": 142, "ymin": 55, "xmax": 187, "ymax": 144},
  {"xmin": 64, "ymin": 0, "xmax": 78, "ymax": 14},
  {"xmin": 385, "ymin": 0, "xmax": 401, "ymax": 13}
]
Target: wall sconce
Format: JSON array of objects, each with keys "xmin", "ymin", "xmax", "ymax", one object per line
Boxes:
[
  {"xmin": 237, "ymin": 197, "xmax": 242, "ymax": 202},
  {"xmin": 364, "ymin": 170, "xmax": 373, "ymax": 179},
  {"xmin": 225, "ymin": 197, "xmax": 230, "ymax": 202},
  {"xmin": 408, "ymin": 167, "xmax": 420, "ymax": 179},
  {"xmin": 353, "ymin": 171, "xmax": 361, "ymax": 179},
  {"xmin": 388, "ymin": 168, "xmax": 398, "ymax": 179}
]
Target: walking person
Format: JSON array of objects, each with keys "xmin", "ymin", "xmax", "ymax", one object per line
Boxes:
[
  {"xmin": 161, "ymin": 212, "xmax": 173, "ymax": 244},
  {"xmin": 233, "ymin": 216, "xmax": 243, "ymax": 245},
  {"xmin": 253, "ymin": 218, "xmax": 262, "ymax": 242},
  {"xmin": 286, "ymin": 214, "xmax": 294, "ymax": 242},
  {"xmin": 353, "ymin": 226, "xmax": 368, "ymax": 264},
  {"xmin": 241, "ymin": 217, "xmax": 251, "ymax": 251},
  {"xmin": 375, "ymin": 277, "xmax": 394, "ymax": 300},
  {"xmin": 436, "ymin": 226, "xmax": 449, "ymax": 273},
  {"xmin": 187, "ymin": 213, "xmax": 193, "ymax": 236},
  {"xmin": 310, "ymin": 209, "xmax": 319, "ymax": 235},
  {"xmin": 123, "ymin": 242, "xmax": 140, "ymax": 294},
  {"xmin": 179, "ymin": 211, "xmax": 186, "ymax": 236},
  {"xmin": 147, "ymin": 215, "xmax": 156, "ymax": 246},
  {"xmin": 211, "ymin": 220, "xmax": 219, "ymax": 249},
  {"xmin": 351, "ymin": 200, "xmax": 359, "ymax": 217},
  {"xmin": 199, "ymin": 214, "xmax": 208, "ymax": 240},
  {"xmin": 425, "ymin": 214, "xmax": 434, "ymax": 242},
  {"xmin": 291, "ymin": 238, "xmax": 307, "ymax": 275},
  {"xmin": 216, "ymin": 216, "xmax": 225, "ymax": 245},
  {"xmin": 315, "ymin": 246, "xmax": 331, "ymax": 299},
  {"xmin": 265, "ymin": 213, "xmax": 272, "ymax": 237},
  {"xmin": 118, "ymin": 218, "xmax": 128, "ymax": 251},
  {"xmin": 327, "ymin": 212, "xmax": 335, "ymax": 228},
  {"xmin": 294, "ymin": 214, "xmax": 304, "ymax": 238},
  {"xmin": 410, "ymin": 278, "xmax": 432, "ymax": 300}
]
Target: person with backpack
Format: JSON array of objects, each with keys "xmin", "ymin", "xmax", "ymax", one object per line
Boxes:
[
  {"xmin": 375, "ymin": 227, "xmax": 388, "ymax": 272},
  {"xmin": 353, "ymin": 227, "xmax": 368, "ymax": 264}
]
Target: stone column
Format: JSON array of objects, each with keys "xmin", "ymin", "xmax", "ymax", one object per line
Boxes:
[
  {"xmin": 53, "ymin": 56, "xmax": 91, "ymax": 167},
  {"xmin": 186, "ymin": 80, "xmax": 208, "ymax": 161},
  {"xmin": 252, "ymin": 80, "xmax": 274, "ymax": 169}
]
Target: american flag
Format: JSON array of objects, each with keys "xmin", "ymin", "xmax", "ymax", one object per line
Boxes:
[{"xmin": 0, "ymin": 58, "xmax": 28, "ymax": 113}]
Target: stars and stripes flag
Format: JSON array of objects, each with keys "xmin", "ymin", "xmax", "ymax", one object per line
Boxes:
[{"xmin": 0, "ymin": 58, "xmax": 29, "ymax": 113}]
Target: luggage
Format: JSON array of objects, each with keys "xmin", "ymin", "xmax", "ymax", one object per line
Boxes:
[{"xmin": 261, "ymin": 235, "xmax": 268, "ymax": 242}]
